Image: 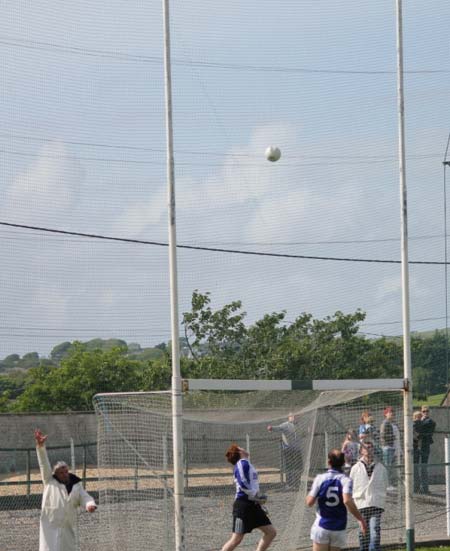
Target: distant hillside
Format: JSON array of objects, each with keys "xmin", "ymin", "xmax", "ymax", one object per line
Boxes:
[{"xmin": 0, "ymin": 338, "xmax": 166, "ymax": 372}]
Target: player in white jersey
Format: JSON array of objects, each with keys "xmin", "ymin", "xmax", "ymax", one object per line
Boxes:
[
  {"xmin": 307, "ymin": 449, "xmax": 367, "ymax": 551},
  {"xmin": 221, "ymin": 444, "xmax": 276, "ymax": 551}
]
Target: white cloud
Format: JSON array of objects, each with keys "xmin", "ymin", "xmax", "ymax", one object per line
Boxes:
[{"xmin": 0, "ymin": 141, "xmax": 84, "ymax": 227}]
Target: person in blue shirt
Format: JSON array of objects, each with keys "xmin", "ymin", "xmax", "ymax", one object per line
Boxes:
[
  {"xmin": 221, "ymin": 443, "xmax": 277, "ymax": 551},
  {"xmin": 307, "ymin": 449, "xmax": 367, "ymax": 551}
]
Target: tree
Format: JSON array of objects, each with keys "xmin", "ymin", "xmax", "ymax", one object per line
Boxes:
[
  {"xmin": 181, "ymin": 293, "xmax": 404, "ymax": 382},
  {"xmin": 411, "ymin": 331, "xmax": 449, "ymax": 397},
  {"xmin": 19, "ymin": 352, "xmax": 40, "ymax": 369},
  {"xmin": 50, "ymin": 342, "xmax": 72, "ymax": 362},
  {"xmin": 0, "ymin": 354, "xmax": 20, "ymax": 371},
  {"xmin": 13, "ymin": 347, "xmax": 170, "ymax": 412},
  {"xmin": 183, "ymin": 290, "xmax": 247, "ymax": 360}
]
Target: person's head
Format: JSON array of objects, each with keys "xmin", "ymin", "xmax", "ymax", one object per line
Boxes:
[
  {"xmin": 360, "ymin": 410, "xmax": 371, "ymax": 424},
  {"xmin": 52, "ymin": 461, "xmax": 70, "ymax": 484},
  {"xmin": 384, "ymin": 406, "xmax": 394, "ymax": 420},
  {"xmin": 421, "ymin": 406, "xmax": 430, "ymax": 418},
  {"xmin": 288, "ymin": 412, "xmax": 295, "ymax": 423},
  {"xmin": 361, "ymin": 440, "xmax": 375, "ymax": 462},
  {"xmin": 366, "ymin": 415, "xmax": 374, "ymax": 425},
  {"xmin": 345, "ymin": 429, "xmax": 357, "ymax": 441},
  {"xmin": 328, "ymin": 449, "xmax": 345, "ymax": 471},
  {"xmin": 413, "ymin": 411, "xmax": 423, "ymax": 421},
  {"xmin": 225, "ymin": 444, "xmax": 248, "ymax": 465}
]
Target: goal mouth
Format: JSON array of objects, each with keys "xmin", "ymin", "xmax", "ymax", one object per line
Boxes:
[{"xmin": 93, "ymin": 383, "xmax": 407, "ymax": 551}]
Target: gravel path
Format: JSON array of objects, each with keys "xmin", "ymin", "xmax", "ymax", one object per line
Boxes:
[{"xmin": 1, "ymin": 486, "xmax": 447, "ymax": 551}]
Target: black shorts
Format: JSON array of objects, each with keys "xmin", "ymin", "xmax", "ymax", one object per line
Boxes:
[{"xmin": 232, "ymin": 499, "xmax": 271, "ymax": 534}]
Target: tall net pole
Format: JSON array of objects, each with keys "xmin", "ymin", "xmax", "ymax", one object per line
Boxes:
[
  {"xmin": 396, "ymin": 1, "xmax": 414, "ymax": 550},
  {"xmin": 162, "ymin": 0, "xmax": 185, "ymax": 549}
]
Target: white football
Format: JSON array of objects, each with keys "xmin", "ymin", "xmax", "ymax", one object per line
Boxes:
[{"xmin": 265, "ymin": 146, "xmax": 281, "ymax": 162}]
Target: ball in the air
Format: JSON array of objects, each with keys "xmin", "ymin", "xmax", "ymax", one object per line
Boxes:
[{"xmin": 265, "ymin": 146, "xmax": 281, "ymax": 162}]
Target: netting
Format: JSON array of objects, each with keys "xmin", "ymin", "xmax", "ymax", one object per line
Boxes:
[
  {"xmin": 93, "ymin": 389, "xmax": 411, "ymax": 551},
  {"xmin": 0, "ymin": 1, "xmax": 449, "ymax": 372},
  {"xmin": 1, "ymin": 1, "xmax": 450, "ymax": 548}
]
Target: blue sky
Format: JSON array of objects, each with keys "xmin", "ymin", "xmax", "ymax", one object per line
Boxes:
[{"xmin": 0, "ymin": 0, "xmax": 449, "ymax": 356}]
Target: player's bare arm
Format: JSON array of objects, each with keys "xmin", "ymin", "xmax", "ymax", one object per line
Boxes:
[{"xmin": 343, "ymin": 493, "xmax": 367, "ymax": 535}]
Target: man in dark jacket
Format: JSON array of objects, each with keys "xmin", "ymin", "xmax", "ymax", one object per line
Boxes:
[
  {"xmin": 380, "ymin": 407, "xmax": 398, "ymax": 489},
  {"xmin": 417, "ymin": 406, "xmax": 436, "ymax": 494}
]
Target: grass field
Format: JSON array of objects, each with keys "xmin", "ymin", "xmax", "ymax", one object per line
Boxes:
[{"xmin": 413, "ymin": 394, "xmax": 445, "ymax": 407}]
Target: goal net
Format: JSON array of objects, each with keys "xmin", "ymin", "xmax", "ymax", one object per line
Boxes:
[{"xmin": 93, "ymin": 387, "xmax": 405, "ymax": 551}]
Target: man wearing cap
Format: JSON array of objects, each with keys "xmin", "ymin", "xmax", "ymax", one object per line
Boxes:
[{"xmin": 34, "ymin": 429, "xmax": 97, "ymax": 551}]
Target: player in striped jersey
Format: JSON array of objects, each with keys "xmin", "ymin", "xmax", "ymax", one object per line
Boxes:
[
  {"xmin": 221, "ymin": 444, "xmax": 276, "ymax": 551},
  {"xmin": 307, "ymin": 449, "xmax": 367, "ymax": 551}
]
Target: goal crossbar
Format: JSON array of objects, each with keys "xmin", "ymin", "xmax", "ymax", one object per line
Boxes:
[{"xmin": 183, "ymin": 378, "xmax": 405, "ymax": 392}]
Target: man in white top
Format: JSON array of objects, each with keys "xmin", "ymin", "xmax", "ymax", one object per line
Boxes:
[
  {"xmin": 35, "ymin": 429, "xmax": 97, "ymax": 551},
  {"xmin": 350, "ymin": 441, "xmax": 388, "ymax": 551},
  {"xmin": 306, "ymin": 449, "xmax": 366, "ymax": 551}
]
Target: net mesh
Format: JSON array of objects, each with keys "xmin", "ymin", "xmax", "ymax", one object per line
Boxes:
[
  {"xmin": 1, "ymin": 0, "xmax": 450, "ymax": 548},
  {"xmin": 0, "ymin": 1, "xmax": 449, "ymax": 372},
  {"xmin": 94, "ymin": 389, "xmax": 406, "ymax": 551}
]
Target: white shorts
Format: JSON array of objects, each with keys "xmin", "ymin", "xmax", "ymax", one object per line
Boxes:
[{"xmin": 310, "ymin": 522, "xmax": 347, "ymax": 547}]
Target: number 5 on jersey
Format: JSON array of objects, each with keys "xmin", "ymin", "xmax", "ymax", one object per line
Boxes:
[{"xmin": 325, "ymin": 486, "xmax": 340, "ymax": 506}]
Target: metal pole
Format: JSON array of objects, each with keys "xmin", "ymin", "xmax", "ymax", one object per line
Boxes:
[
  {"xmin": 70, "ymin": 438, "xmax": 76, "ymax": 472},
  {"xmin": 396, "ymin": 2, "xmax": 414, "ymax": 550},
  {"xmin": 162, "ymin": 1, "xmax": 185, "ymax": 549},
  {"xmin": 163, "ymin": 433, "xmax": 170, "ymax": 550},
  {"xmin": 445, "ymin": 437, "xmax": 450, "ymax": 536},
  {"xmin": 134, "ymin": 454, "xmax": 139, "ymax": 491},
  {"xmin": 246, "ymin": 434, "xmax": 251, "ymax": 456},
  {"xmin": 82, "ymin": 445, "xmax": 87, "ymax": 487},
  {"xmin": 26, "ymin": 449, "xmax": 31, "ymax": 497}
]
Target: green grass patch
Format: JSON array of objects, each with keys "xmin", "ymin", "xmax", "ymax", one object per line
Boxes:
[
  {"xmin": 413, "ymin": 393, "xmax": 445, "ymax": 407},
  {"xmin": 392, "ymin": 547, "xmax": 450, "ymax": 551}
]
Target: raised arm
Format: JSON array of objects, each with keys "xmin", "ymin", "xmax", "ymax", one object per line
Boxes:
[{"xmin": 34, "ymin": 429, "xmax": 52, "ymax": 484}]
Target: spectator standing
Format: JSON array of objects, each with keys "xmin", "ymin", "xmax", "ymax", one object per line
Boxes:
[
  {"xmin": 359, "ymin": 416, "xmax": 381, "ymax": 461},
  {"xmin": 267, "ymin": 413, "xmax": 302, "ymax": 488},
  {"xmin": 379, "ymin": 407, "xmax": 400, "ymax": 490},
  {"xmin": 412, "ymin": 411, "xmax": 422, "ymax": 493},
  {"xmin": 342, "ymin": 430, "xmax": 359, "ymax": 473},
  {"xmin": 350, "ymin": 441, "xmax": 388, "ymax": 551},
  {"xmin": 417, "ymin": 406, "xmax": 436, "ymax": 494},
  {"xmin": 358, "ymin": 412, "xmax": 371, "ymax": 440}
]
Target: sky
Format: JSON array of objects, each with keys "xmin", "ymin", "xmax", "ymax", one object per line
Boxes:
[{"xmin": 0, "ymin": 0, "xmax": 449, "ymax": 357}]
